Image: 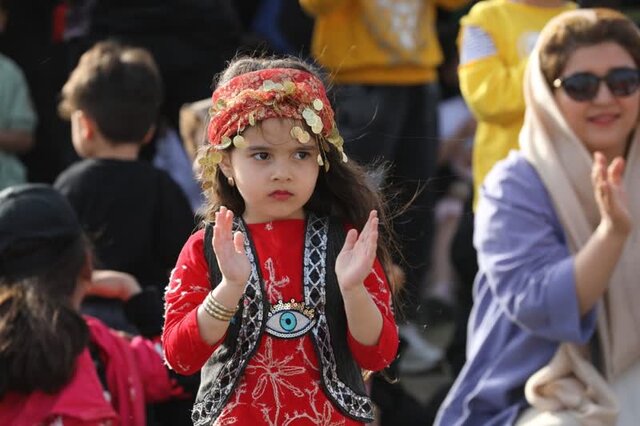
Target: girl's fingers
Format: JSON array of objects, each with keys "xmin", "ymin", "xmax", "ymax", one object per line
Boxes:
[
  {"xmin": 342, "ymin": 229, "xmax": 358, "ymax": 252},
  {"xmin": 359, "ymin": 210, "xmax": 378, "ymax": 244},
  {"xmin": 233, "ymin": 231, "xmax": 245, "ymax": 254}
]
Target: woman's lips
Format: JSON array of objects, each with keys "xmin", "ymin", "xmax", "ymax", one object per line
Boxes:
[{"xmin": 588, "ymin": 113, "xmax": 619, "ymax": 126}]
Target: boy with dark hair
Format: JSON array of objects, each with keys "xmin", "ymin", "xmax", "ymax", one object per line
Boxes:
[{"xmin": 54, "ymin": 41, "xmax": 195, "ymax": 332}]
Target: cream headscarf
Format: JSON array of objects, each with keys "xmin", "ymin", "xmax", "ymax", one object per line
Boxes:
[{"xmin": 518, "ymin": 8, "xmax": 640, "ymax": 422}]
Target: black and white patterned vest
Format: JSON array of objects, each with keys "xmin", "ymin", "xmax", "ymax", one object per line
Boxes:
[{"xmin": 191, "ymin": 214, "xmax": 375, "ymax": 425}]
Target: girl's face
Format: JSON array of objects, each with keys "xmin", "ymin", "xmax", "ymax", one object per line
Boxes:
[
  {"xmin": 553, "ymin": 42, "xmax": 640, "ymax": 160},
  {"xmin": 220, "ymin": 117, "xmax": 321, "ymax": 224}
]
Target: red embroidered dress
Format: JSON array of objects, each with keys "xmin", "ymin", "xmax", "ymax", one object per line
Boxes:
[{"xmin": 163, "ymin": 219, "xmax": 398, "ymax": 425}]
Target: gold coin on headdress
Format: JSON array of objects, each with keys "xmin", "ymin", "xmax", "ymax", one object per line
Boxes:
[
  {"xmin": 216, "ymin": 99, "xmax": 226, "ymax": 110},
  {"xmin": 316, "ymin": 154, "xmax": 324, "ymax": 166},
  {"xmin": 311, "ymin": 122, "xmax": 323, "ymax": 134},
  {"xmin": 233, "ymin": 135, "xmax": 247, "ymax": 149},
  {"xmin": 313, "ymin": 99, "xmax": 324, "ymax": 111},
  {"xmin": 298, "ymin": 131, "xmax": 311, "ymax": 144},
  {"xmin": 210, "ymin": 151, "xmax": 223, "ymax": 164},
  {"xmin": 342, "ymin": 151, "xmax": 348, "ymax": 163},
  {"xmin": 248, "ymin": 113, "xmax": 256, "ymax": 126},
  {"xmin": 284, "ymin": 81, "xmax": 296, "ymax": 94},
  {"xmin": 302, "ymin": 107, "xmax": 315, "ymax": 121},
  {"xmin": 220, "ymin": 136, "xmax": 233, "ymax": 149},
  {"xmin": 290, "ymin": 126, "xmax": 303, "ymax": 139}
]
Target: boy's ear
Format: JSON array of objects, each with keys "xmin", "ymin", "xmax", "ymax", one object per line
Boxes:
[{"xmin": 72, "ymin": 110, "xmax": 96, "ymax": 141}]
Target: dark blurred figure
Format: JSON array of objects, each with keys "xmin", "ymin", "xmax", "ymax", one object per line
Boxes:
[
  {"xmin": 578, "ymin": 0, "xmax": 640, "ymax": 25},
  {"xmin": 63, "ymin": 0, "xmax": 253, "ymax": 129},
  {"xmin": 0, "ymin": 0, "xmax": 74, "ymax": 183},
  {"xmin": 250, "ymin": 0, "xmax": 314, "ymax": 57}
]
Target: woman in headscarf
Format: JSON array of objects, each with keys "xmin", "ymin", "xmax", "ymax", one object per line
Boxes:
[{"xmin": 437, "ymin": 8, "xmax": 640, "ymax": 425}]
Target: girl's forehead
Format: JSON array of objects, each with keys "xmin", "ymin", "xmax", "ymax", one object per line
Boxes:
[{"xmin": 242, "ymin": 117, "xmax": 312, "ymax": 147}]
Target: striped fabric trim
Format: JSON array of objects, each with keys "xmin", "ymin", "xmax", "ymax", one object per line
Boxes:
[{"xmin": 460, "ymin": 25, "xmax": 498, "ymax": 65}]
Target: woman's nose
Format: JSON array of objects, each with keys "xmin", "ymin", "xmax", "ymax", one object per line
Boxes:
[{"xmin": 593, "ymin": 81, "xmax": 616, "ymax": 103}]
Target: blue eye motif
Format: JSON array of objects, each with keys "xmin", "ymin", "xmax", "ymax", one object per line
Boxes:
[{"xmin": 265, "ymin": 299, "xmax": 316, "ymax": 339}]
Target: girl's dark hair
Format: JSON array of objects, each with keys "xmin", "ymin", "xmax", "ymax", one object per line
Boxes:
[
  {"xmin": 540, "ymin": 8, "xmax": 640, "ymax": 87},
  {"xmin": 0, "ymin": 236, "xmax": 89, "ymax": 398},
  {"xmin": 199, "ymin": 56, "xmax": 400, "ymax": 292}
]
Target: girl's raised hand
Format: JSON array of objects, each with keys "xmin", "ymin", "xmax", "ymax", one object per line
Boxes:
[
  {"xmin": 592, "ymin": 152, "xmax": 632, "ymax": 236},
  {"xmin": 335, "ymin": 210, "xmax": 379, "ymax": 293},
  {"xmin": 213, "ymin": 206, "xmax": 251, "ymax": 288}
]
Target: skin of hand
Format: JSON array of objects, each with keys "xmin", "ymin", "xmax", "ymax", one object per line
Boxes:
[
  {"xmin": 89, "ymin": 270, "xmax": 142, "ymax": 301},
  {"xmin": 335, "ymin": 210, "xmax": 379, "ymax": 292},
  {"xmin": 212, "ymin": 206, "xmax": 251, "ymax": 289},
  {"xmin": 592, "ymin": 151, "xmax": 632, "ymax": 236},
  {"xmin": 335, "ymin": 210, "xmax": 384, "ymax": 346},
  {"xmin": 574, "ymin": 151, "xmax": 633, "ymax": 315},
  {"xmin": 196, "ymin": 206, "xmax": 251, "ymax": 345}
]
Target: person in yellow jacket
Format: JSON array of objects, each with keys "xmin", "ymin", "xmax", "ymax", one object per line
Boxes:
[
  {"xmin": 300, "ymin": 0, "xmax": 470, "ymax": 322},
  {"xmin": 458, "ymin": 0, "xmax": 576, "ymax": 207}
]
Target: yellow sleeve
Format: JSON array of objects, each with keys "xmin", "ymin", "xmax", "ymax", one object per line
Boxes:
[
  {"xmin": 459, "ymin": 55, "xmax": 528, "ymax": 125},
  {"xmin": 457, "ymin": 23, "xmax": 528, "ymax": 125},
  {"xmin": 299, "ymin": 0, "xmax": 348, "ymax": 16}
]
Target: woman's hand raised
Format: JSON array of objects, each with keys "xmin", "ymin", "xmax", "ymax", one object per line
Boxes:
[{"xmin": 592, "ymin": 152, "xmax": 632, "ymax": 237}]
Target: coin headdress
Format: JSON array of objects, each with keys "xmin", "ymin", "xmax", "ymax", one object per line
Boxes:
[{"xmin": 199, "ymin": 68, "xmax": 347, "ymax": 189}]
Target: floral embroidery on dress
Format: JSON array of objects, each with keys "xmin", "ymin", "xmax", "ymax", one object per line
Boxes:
[
  {"xmin": 369, "ymin": 268, "xmax": 392, "ymax": 317},
  {"xmin": 213, "ymin": 382, "xmax": 248, "ymax": 426},
  {"xmin": 264, "ymin": 257, "xmax": 289, "ymax": 301}
]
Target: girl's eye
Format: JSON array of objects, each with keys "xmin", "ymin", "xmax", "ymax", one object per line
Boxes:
[
  {"xmin": 252, "ymin": 152, "xmax": 270, "ymax": 160},
  {"xmin": 293, "ymin": 151, "xmax": 310, "ymax": 160}
]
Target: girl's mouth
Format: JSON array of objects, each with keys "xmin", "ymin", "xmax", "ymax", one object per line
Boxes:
[{"xmin": 270, "ymin": 190, "xmax": 293, "ymax": 201}]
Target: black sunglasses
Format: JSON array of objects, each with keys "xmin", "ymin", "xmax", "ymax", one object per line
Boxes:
[{"xmin": 553, "ymin": 67, "xmax": 640, "ymax": 102}]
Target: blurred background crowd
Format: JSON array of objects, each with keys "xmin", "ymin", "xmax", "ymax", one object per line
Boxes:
[{"xmin": 1, "ymin": 0, "xmax": 639, "ymax": 425}]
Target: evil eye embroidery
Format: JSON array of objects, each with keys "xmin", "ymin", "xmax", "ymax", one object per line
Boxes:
[{"xmin": 265, "ymin": 299, "xmax": 316, "ymax": 339}]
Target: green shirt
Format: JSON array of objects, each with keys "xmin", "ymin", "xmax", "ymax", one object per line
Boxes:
[{"xmin": 0, "ymin": 53, "xmax": 37, "ymax": 190}]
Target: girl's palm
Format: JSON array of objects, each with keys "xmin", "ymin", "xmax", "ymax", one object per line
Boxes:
[
  {"xmin": 212, "ymin": 207, "xmax": 251, "ymax": 287},
  {"xmin": 336, "ymin": 211, "xmax": 379, "ymax": 292}
]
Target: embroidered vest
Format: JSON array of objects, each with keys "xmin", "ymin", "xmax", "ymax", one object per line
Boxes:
[{"xmin": 191, "ymin": 214, "xmax": 375, "ymax": 425}]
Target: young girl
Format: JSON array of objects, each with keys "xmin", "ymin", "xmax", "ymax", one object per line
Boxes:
[
  {"xmin": 0, "ymin": 184, "xmax": 183, "ymax": 426},
  {"xmin": 162, "ymin": 57, "xmax": 399, "ymax": 425}
]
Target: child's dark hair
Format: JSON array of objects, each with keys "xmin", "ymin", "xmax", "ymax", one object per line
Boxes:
[
  {"xmin": 0, "ymin": 235, "xmax": 89, "ymax": 398},
  {"xmin": 199, "ymin": 56, "xmax": 400, "ymax": 291},
  {"xmin": 58, "ymin": 40, "xmax": 163, "ymax": 143}
]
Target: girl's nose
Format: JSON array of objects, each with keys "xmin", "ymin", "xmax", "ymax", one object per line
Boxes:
[{"xmin": 271, "ymin": 161, "xmax": 292, "ymax": 181}]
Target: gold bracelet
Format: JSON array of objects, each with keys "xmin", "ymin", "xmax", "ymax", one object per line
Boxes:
[
  {"xmin": 204, "ymin": 298, "xmax": 234, "ymax": 318},
  {"xmin": 203, "ymin": 301, "xmax": 234, "ymax": 321},
  {"xmin": 206, "ymin": 292, "xmax": 237, "ymax": 315},
  {"xmin": 202, "ymin": 292, "xmax": 237, "ymax": 321}
]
